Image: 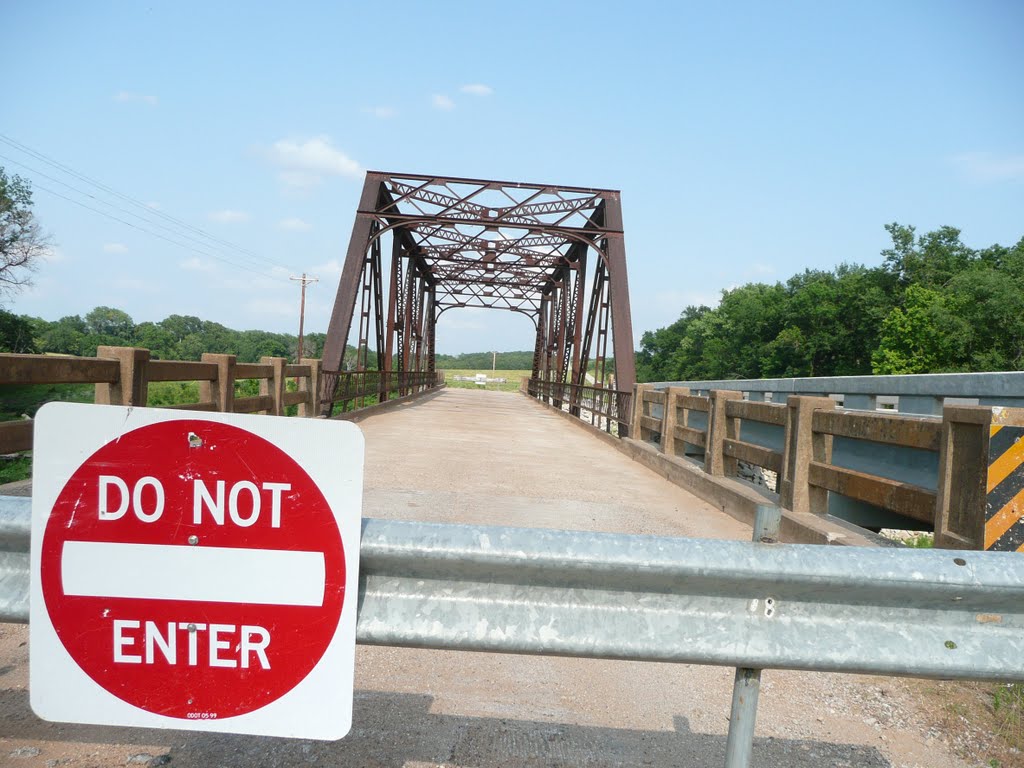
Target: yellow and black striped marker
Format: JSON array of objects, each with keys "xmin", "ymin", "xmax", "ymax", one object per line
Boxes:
[{"xmin": 987, "ymin": 415, "xmax": 1024, "ymax": 552}]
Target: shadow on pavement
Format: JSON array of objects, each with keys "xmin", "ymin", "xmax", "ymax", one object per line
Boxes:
[{"xmin": 0, "ymin": 688, "xmax": 891, "ymax": 767}]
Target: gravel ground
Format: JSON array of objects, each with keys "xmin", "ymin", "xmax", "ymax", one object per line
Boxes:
[{"xmin": 0, "ymin": 390, "xmax": 991, "ymax": 766}]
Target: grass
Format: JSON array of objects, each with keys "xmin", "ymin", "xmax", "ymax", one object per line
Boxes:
[
  {"xmin": 904, "ymin": 532, "xmax": 935, "ymax": 548},
  {"xmin": 0, "ymin": 454, "xmax": 32, "ymax": 484},
  {"xmin": 1, "ymin": 383, "xmax": 94, "ymax": 421},
  {"xmin": 443, "ymin": 369, "xmax": 531, "ymax": 393},
  {"xmin": 993, "ymin": 683, "xmax": 1024, "ymax": 751}
]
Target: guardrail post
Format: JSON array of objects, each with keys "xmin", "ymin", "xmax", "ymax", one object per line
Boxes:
[
  {"xmin": 95, "ymin": 346, "xmax": 150, "ymax": 407},
  {"xmin": 260, "ymin": 356, "xmax": 287, "ymax": 416},
  {"xmin": 706, "ymin": 390, "xmax": 742, "ymax": 476},
  {"xmin": 724, "ymin": 504, "xmax": 780, "ymax": 768},
  {"xmin": 298, "ymin": 358, "xmax": 322, "ymax": 417},
  {"xmin": 661, "ymin": 387, "xmax": 689, "ymax": 457},
  {"xmin": 934, "ymin": 405, "xmax": 991, "ymax": 549},
  {"xmin": 200, "ymin": 353, "xmax": 236, "ymax": 412},
  {"xmin": 779, "ymin": 396, "xmax": 835, "ymax": 514}
]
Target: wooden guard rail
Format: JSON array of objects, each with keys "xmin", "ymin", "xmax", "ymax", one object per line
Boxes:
[
  {"xmin": 632, "ymin": 383, "xmax": 994, "ymax": 550},
  {"xmin": 0, "ymin": 346, "xmax": 324, "ymax": 455}
]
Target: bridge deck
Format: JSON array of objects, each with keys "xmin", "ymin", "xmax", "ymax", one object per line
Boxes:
[
  {"xmin": 0, "ymin": 389, "xmax": 969, "ymax": 766},
  {"xmin": 361, "ymin": 387, "xmax": 748, "ymax": 540}
]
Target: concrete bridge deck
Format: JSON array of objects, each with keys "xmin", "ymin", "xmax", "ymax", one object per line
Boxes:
[{"xmin": 0, "ymin": 389, "xmax": 973, "ymax": 767}]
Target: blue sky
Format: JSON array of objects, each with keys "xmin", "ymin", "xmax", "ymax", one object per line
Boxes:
[{"xmin": 2, "ymin": 1, "xmax": 1022, "ymax": 354}]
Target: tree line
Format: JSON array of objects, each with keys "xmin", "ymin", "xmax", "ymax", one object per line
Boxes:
[
  {"xmin": 637, "ymin": 224, "xmax": 1024, "ymax": 382},
  {"xmin": 0, "ymin": 306, "xmax": 331, "ymax": 364}
]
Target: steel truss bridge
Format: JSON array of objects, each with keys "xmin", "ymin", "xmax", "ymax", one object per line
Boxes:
[{"xmin": 320, "ymin": 172, "xmax": 636, "ymax": 419}]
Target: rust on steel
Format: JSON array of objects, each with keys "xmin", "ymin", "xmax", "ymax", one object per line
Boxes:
[{"xmin": 321, "ymin": 172, "xmax": 636, "ymax": 420}]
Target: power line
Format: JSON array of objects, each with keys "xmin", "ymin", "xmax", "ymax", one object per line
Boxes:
[
  {"xmin": 0, "ymin": 133, "xmax": 298, "ymax": 274},
  {"xmin": 26, "ymin": 179, "xmax": 281, "ymax": 280},
  {"xmin": 0, "ymin": 151, "xmax": 282, "ymax": 267}
]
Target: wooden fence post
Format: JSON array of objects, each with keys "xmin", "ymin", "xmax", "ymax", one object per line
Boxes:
[
  {"xmin": 200, "ymin": 353, "xmax": 236, "ymax": 412},
  {"xmin": 934, "ymin": 405, "xmax": 991, "ymax": 549},
  {"xmin": 260, "ymin": 356, "xmax": 287, "ymax": 416},
  {"xmin": 705, "ymin": 390, "xmax": 742, "ymax": 476},
  {"xmin": 95, "ymin": 346, "xmax": 150, "ymax": 407},
  {"xmin": 298, "ymin": 358, "xmax": 322, "ymax": 417},
  {"xmin": 779, "ymin": 395, "xmax": 835, "ymax": 514}
]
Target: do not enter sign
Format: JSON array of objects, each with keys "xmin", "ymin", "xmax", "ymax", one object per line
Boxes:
[{"xmin": 30, "ymin": 403, "xmax": 363, "ymax": 740}]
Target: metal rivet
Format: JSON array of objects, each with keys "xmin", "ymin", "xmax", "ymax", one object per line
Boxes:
[
  {"xmin": 187, "ymin": 623, "xmax": 197, "ymax": 632},
  {"xmin": 953, "ymin": 558, "xmax": 967, "ymax": 566},
  {"xmin": 188, "ymin": 535, "xmax": 199, "ymax": 546}
]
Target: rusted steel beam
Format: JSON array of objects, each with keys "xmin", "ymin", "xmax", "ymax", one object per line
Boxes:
[{"xmin": 325, "ymin": 172, "xmax": 636, "ymax": 402}]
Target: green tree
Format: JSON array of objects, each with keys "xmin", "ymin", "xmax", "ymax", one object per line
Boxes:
[
  {"xmin": 0, "ymin": 309, "xmax": 38, "ymax": 352},
  {"xmin": 37, "ymin": 315, "xmax": 88, "ymax": 355},
  {"xmin": 871, "ymin": 285, "xmax": 968, "ymax": 374},
  {"xmin": 84, "ymin": 306, "xmax": 135, "ymax": 340},
  {"xmin": 882, "ymin": 223, "xmax": 975, "ymax": 289},
  {"xmin": 0, "ymin": 167, "xmax": 47, "ymax": 298}
]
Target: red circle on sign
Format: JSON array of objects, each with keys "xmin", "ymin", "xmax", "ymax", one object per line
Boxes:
[{"xmin": 40, "ymin": 419, "xmax": 346, "ymax": 720}]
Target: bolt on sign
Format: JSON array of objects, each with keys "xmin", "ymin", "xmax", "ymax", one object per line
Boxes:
[
  {"xmin": 30, "ymin": 403, "xmax": 363, "ymax": 740},
  {"xmin": 987, "ymin": 407, "xmax": 1024, "ymax": 552}
]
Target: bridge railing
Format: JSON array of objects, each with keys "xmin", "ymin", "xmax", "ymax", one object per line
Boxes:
[
  {"xmin": 320, "ymin": 369, "xmax": 445, "ymax": 415},
  {"xmin": 648, "ymin": 371, "xmax": 1024, "ymax": 415},
  {"xmin": 634, "ymin": 384, "xmax": 996, "ymax": 549},
  {"xmin": 0, "ymin": 347, "xmax": 323, "ymax": 457},
  {"xmin": 526, "ymin": 378, "xmax": 633, "ymax": 436}
]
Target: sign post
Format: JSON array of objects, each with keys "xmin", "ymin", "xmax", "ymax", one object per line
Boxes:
[{"xmin": 30, "ymin": 403, "xmax": 363, "ymax": 740}]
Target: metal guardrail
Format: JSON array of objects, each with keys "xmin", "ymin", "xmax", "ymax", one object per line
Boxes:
[
  {"xmin": 651, "ymin": 371, "xmax": 1024, "ymax": 415},
  {"xmin": 526, "ymin": 378, "xmax": 632, "ymax": 435},
  {"xmin": 320, "ymin": 369, "xmax": 444, "ymax": 414},
  {"xmin": 3, "ymin": 494, "xmax": 1024, "ymax": 764}
]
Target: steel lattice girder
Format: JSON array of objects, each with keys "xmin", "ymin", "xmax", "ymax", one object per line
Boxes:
[{"xmin": 322, "ymin": 172, "xmax": 636, "ymax": 408}]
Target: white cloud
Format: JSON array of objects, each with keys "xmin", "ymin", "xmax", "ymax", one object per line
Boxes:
[
  {"xmin": 180, "ymin": 257, "xmax": 216, "ymax": 272},
  {"xmin": 460, "ymin": 84, "xmax": 493, "ymax": 96},
  {"xmin": 278, "ymin": 217, "xmax": 312, "ymax": 232},
  {"xmin": 103, "ymin": 242, "xmax": 129, "ymax": 254},
  {"xmin": 362, "ymin": 106, "xmax": 397, "ymax": 119},
  {"xmin": 311, "ymin": 258, "xmax": 343, "ymax": 278},
  {"xmin": 260, "ymin": 135, "xmax": 362, "ymax": 190},
  {"xmin": 437, "ymin": 307, "xmax": 487, "ymax": 331},
  {"xmin": 432, "ymin": 94, "xmax": 455, "ymax": 111},
  {"xmin": 244, "ymin": 297, "xmax": 296, "ymax": 317},
  {"xmin": 114, "ymin": 91, "xmax": 158, "ymax": 106},
  {"xmin": 208, "ymin": 209, "xmax": 251, "ymax": 223},
  {"xmin": 952, "ymin": 152, "xmax": 1024, "ymax": 183}
]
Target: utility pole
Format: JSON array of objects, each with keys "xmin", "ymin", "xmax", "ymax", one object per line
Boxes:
[
  {"xmin": 492, "ymin": 350, "xmax": 497, "ymax": 371},
  {"xmin": 290, "ymin": 273, "xmax": 319, "ymax": 362}
]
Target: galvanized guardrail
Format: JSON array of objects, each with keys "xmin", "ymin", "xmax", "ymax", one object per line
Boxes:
[{"xmin": 3, "ymin": 494, "xmax": 1023, "ymax": 765}]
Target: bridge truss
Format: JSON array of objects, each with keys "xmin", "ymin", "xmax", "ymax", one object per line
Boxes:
[{"xmin": 321, "ymin": 172, "xmax": 635, "ymax": 421}]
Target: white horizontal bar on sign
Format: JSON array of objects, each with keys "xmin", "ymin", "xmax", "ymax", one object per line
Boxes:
[{"xmin": 61, "ymin": 541, "xmax": 326, "ymax": 607}]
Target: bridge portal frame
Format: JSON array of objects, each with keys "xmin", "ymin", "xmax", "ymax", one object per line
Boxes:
[{"xmin": 321, "ymin": 172, "xmax": 636, "ymax": 420}]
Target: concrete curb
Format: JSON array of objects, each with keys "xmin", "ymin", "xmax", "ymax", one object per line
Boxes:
[{"xmin": 329, "ymin": 384, "xmax": 447, "ymax": 423}]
